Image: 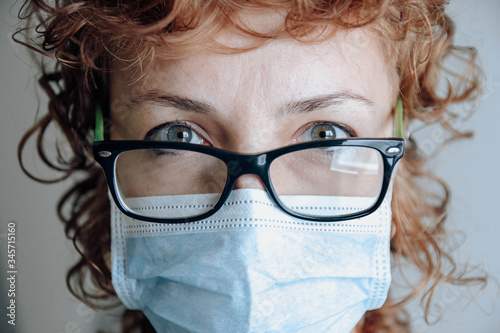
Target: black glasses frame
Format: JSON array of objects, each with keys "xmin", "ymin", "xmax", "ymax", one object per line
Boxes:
[{"xmin": 93, "ymin": 138, "xmax": 404, "ymax": 224}]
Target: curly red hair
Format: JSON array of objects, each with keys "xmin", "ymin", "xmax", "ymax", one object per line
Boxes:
[{"xmin": 15, "ymin": 0, "xmax": 485, "ymax": 332}]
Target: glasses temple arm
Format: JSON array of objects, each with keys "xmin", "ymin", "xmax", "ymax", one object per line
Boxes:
[
  {"xmin": 94, "ymin": 107, "xmax": 104, "ymax": 142},
  {"xmin": 394, "ymin": 97, "xmax": 404, "ymax": 139}
]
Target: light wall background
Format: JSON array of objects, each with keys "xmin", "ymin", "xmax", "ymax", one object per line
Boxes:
[{"xmin": 1, "ymin": 0, "xmax": 499, "ymax": 332}]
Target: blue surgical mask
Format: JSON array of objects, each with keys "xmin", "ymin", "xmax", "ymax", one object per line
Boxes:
[{"xmin": 111, "ymin": 188, "xmax": 392, "ymax": 332}]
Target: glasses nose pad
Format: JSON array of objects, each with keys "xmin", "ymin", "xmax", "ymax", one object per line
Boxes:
[{"xmin": 232, "ymin": 175, "xmax": 266, "ymax": 191}]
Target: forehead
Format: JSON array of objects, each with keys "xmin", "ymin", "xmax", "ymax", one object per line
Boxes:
[{"xmin": 112, "ymin": 27, "xmax": 396, "ymax": 110}]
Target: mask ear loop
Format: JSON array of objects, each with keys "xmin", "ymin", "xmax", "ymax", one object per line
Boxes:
[{"xmin": 94, "ymin": 107, "xmax": 104, "ymax": 142}]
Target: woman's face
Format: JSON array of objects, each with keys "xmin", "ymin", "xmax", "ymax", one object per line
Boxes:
[{"xmin": 110, "ymin": 26, "xmax": 398, "ymax": 196}]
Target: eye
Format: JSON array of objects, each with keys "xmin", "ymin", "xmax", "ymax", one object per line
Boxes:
[
  {"xmin": 296, "ymin": 122, "xmax": 355, "ymax": 142},
  {"xmin": 146, "ymin": 121, "xmax": 206, "ymax": 145}
]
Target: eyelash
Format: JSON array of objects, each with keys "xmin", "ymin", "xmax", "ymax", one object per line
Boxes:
[
  {"xmin": 302, "ymin": 121, "xmax": 357, "ymax": 138},
  {"xmin": 145, "ymin": 120, "xmax": 356, "ymax": 145},
  {"xmin": 145, "ymin": 121, "xmax": 208, "ymax": 142}
]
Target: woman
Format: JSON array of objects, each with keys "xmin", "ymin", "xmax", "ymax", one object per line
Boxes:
[{"xmin": 15, "ymin": 0, "xmax": 485, "ymax": 332}]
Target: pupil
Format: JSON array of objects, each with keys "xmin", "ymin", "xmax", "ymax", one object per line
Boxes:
[
  {"xmin": 311, "ymin": 124, "xmax": 336, "ymax": 141},
  {"xmin": 166, "ymin": 125, "xmax": 192, "ymax": 142}
]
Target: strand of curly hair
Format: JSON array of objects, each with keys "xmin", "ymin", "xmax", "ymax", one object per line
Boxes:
[{"xmin": 15, "ymin": 0, "xmax": 486, "ymax": 332}]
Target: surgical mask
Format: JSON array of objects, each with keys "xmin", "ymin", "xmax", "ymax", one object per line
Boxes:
[{"xmin": 111, "ymin": 188, "xmax": 393, "ymax": 332}]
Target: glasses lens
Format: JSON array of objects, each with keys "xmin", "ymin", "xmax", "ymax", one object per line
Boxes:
[
  {"xmin": 115, "ymin": 148, "xmax": 227, "ymax": 219},
  {"xmin": 270, "ymin": 146, "xmax": 384, "ymax": 218}
]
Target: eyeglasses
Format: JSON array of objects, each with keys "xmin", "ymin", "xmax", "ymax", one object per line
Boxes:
[{"xmin": 93, "ymin": 100, "xmax": 405, "ymax": 224}]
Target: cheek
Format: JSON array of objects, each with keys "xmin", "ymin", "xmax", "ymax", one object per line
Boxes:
[{"xmin": 115, "ymin": 151, "xmax": 228, "ymax": 198}]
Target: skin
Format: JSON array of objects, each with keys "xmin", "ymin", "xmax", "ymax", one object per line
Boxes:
[
  {"xmin": 110, "ymin": 25, "xmax": 398, "ymax": 197},
  {"xmin": 109, "ymin": 14, "xmax": 399, "ymax": 330}
]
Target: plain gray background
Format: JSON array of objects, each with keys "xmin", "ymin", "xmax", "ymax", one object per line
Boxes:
[{"xmin": 1, "ymin": 0, "xmax": 499, "ymax": 332}]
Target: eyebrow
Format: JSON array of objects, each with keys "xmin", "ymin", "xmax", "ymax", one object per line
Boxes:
[
  {"xmin": 129, "ymin": 90, "xmax": 374, "ymax": 117},
  {"xmin": 129, "ymin": 91, "xmax": 218, "ymax": 116},
  {"xmin": 278, "ymin": 92, "xmax": 375, "ymax": 117}
]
